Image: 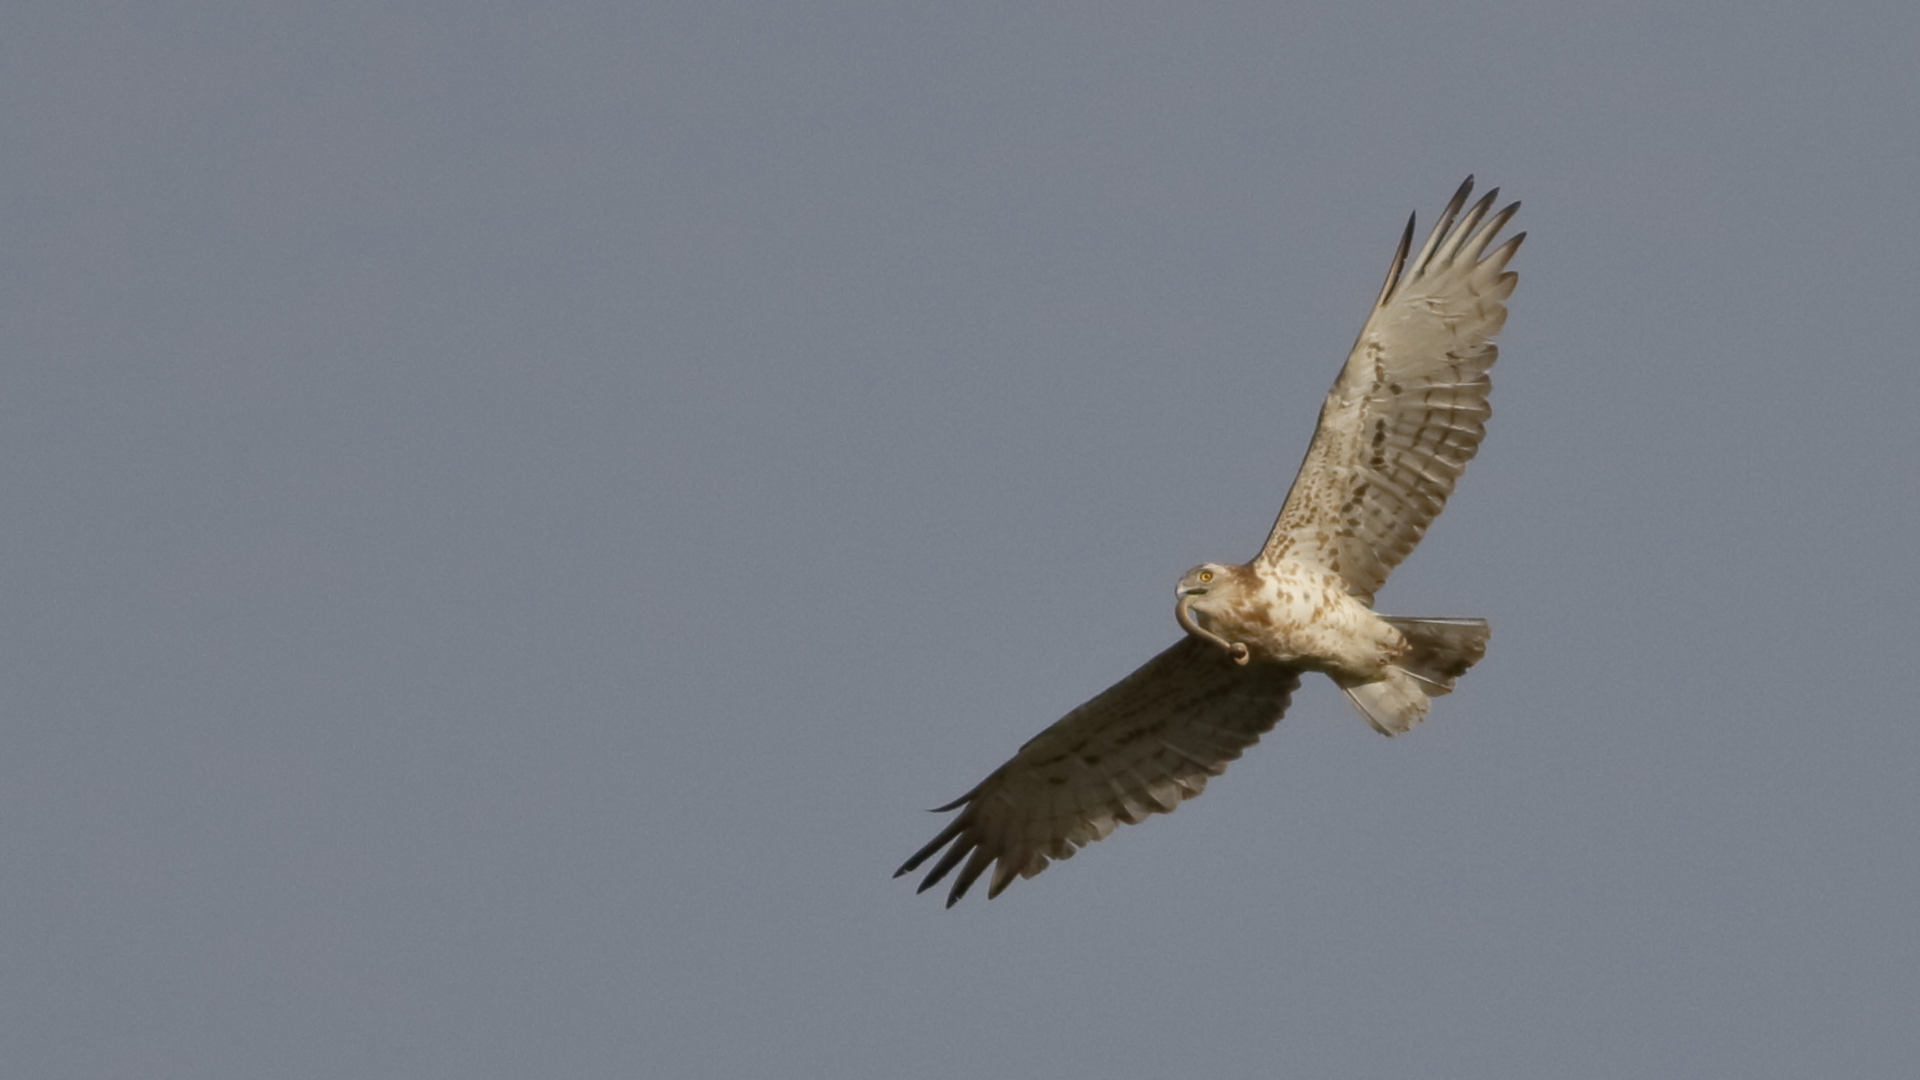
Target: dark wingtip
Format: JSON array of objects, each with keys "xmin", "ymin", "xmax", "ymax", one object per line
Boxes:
[{"xmin": 1372, "ymin": 212, "xmax": 1418, "ymax": 310}]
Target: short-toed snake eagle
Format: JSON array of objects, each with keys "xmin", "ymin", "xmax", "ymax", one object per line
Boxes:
[{"xmin": 897, "ymin": 178, "xmax": 1524, "ymax": 906}]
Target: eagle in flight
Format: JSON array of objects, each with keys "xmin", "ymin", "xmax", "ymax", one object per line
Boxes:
[{"xmin": 896, "ymin": 178, "xmax": 1525, "ymax": 906}]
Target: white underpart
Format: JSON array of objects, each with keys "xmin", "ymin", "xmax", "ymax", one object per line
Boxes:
[
  {"xmin": 1228, "ymin": 563, "xmax": 1404, "ymax": 676},
  {"xmin": 1189, "ymin": 561, "xmax": 1435, "ymax": 736}
]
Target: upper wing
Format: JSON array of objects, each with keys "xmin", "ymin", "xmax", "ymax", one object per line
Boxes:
[
  {"xmin": 895, "ymin": 638, "xmax": 1301, "ymax": 906},
  {"xmin": 1257, "ymin": 178, "xmax": 1524, "ymax": 601}
]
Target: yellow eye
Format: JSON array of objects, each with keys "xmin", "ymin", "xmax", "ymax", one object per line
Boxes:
[{"xmin": 1199, "ymin": 569, "xmax": 1213, "ymax": 583}]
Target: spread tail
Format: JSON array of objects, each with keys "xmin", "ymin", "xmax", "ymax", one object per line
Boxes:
[{"xmin": 1340, "ymin": 617, "xmax": 1490, "ymax": 736}]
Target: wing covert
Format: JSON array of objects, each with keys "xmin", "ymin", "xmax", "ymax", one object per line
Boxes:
[{"xmin": 894, "ymin": 638, "xmax": 1301, "ymax": 906}]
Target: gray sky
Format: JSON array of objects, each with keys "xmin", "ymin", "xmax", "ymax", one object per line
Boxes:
[{"xmin": 5, "ymin": 2, "xmax": 1918, "ymax": 1077}]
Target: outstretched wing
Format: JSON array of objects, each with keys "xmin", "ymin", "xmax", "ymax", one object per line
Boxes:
[
  {"xmin": 1257, "ymin": 177, "xmax": 1524, "ymax": 601},
  {"xmin": 895, "ymin": 638, "xmax": 1301, "ymax": 906}
]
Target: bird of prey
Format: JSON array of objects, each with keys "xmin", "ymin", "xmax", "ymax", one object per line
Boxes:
[{"xmin": 896, "ymin": 178, "xmax": 1524, "ymax": 906}]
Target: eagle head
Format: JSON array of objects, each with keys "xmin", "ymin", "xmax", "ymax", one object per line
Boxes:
[
  {"xmin": 1176, "ymin": 562, "xmax": 1231, "ymax": 598},
  {"xmin": 1174, "ymin": 563, "xmax": 1252, "ymax": 664}
]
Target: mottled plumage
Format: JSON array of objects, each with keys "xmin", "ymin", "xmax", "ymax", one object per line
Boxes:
[{"xmin": 898, "ymin": 179, "xmax": 1523, "ymax": 905}]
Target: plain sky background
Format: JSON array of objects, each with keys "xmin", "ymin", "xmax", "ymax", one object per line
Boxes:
[{"xmin": 4, "ymin": 2, "xmax": 1918, "ymax": 1077}]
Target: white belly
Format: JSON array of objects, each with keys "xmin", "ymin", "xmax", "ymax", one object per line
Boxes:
[{"xmin": 1216, "ymin": 562, "xmax": 1404, "ymax": 676}]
